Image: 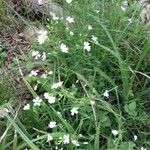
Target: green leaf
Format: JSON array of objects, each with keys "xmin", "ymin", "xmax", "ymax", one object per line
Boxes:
[{"xmin": 6, "ymin": 115, "xmax": 40, "ymax": 150}]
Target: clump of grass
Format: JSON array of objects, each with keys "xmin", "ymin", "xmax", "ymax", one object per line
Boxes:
[{"xmin": 0, "ymin": 0, "xmax": 150, "ymax": 150}]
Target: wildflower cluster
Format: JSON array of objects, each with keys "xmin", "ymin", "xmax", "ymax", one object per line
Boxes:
[{"xmin": 19, "ymin": 0, "xmax": 149, "ymax": 149}]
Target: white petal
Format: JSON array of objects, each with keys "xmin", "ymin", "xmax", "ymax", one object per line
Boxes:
[
  {"xmin": 112, "ymin": 129, "xmax": 119, "ymax": 136},
  {"xmin": 47, "ymin": 134, "xmax": 53, "ymax": 142},
  {"xmin": 66, "ymin": 0, "xmax": 72, "ymax": 3}
]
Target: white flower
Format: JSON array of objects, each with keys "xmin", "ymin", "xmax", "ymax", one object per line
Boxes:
[
  {"xmin": 141, "ymin": 147, "xmax": 147, "ymax": 150},
  {"xmin": 88, "ymin": 25, "xmax": 93, "ymax": 30},
  {"xmin": 41, "ymin": 52, "xmax": 46, "ymax": 61},
  {"xmin": 70, "ymin": 107, "xmax": 79, "ymax": 116},
  {"xmin": 29, "ymin": 70, "xmax": 39, "ymax": 77},
  {"xmin": 134, "ymin": 135, "xmax": 137, "ymax": 141},
  {"xmin": 33, "ymin": 97, "xmax": 42, "ymax": 106},
  {"xmin": 32, "ymin": 50, "xmax": 41, "ymax": 60},
  {"xmin": 103, "ymin": 90, "xmax": 109, "ymax": 98},
  {"xmin": 32, "ymin": 50, "xmax": 39, "ymax": 56},
  {"xmin": 70, "ymin": 31, "xmax": 74, "ymax": 36},
  {"xmin": 47, "ymin": 134, "xmax": 53, "ymax": 142},
  {"xmin": 66, "ymin": 0, "xmax": 72, "ymax": 3},
  {"xmin": 76, "ymin": 80, "xmax": 79, "ymax": 83},
  {"xmin": 44, "ymin": 93, "xmax": 56, "ymax": 104},
  {"xmin": 66, "ymin": 16, "xmax": 75, "ymax": 23},
  {"xmin": 84, "ymin": 41, "xmax": 91, "ymax": 52},
  {"xmin": 128, "ymin": 18, "xmax": 132, "ymax": 23},
  {"xmin": 91, "ymin": 35, "xmax": 98, "ymax": 44},
  {"xmin": 23, "ymin": 104, "xmax": 30, "ymax": 110},
  {"xmin": 34, "ymin": 84, "xmax": 38, "ymax": 91},
  {"xmin": 111, "ymin": 129, "xmax": 119, "ymax": 136},
  {"xmin": 37, "ymin": 30, "xmax": 48, "ymax": 44},
  {"xmin": 60, "ymin": 43, "xmax": 69, "ymax": 53},
  {"xmin": 121, "ymin": 6, "xmax": 126, "ymax": 11},
  {"xmin": 48, "ymin": 121, "xmax": 57, "ymax": 129},
  {"xmin": 63, "ymin": 134, "xmax": 70, "ymax": 144},
  {"xmin": 123, "ymin": 1, "xmax": 128, "ymax": 6},
  {"xmin": 48, "ymin": 71, "xmax": 53, "ymax": 75},
  {"xmin": 41, "ymin": 73, "xmax": 47, "ymax": 79},
  {"xmin": 83, "ymin": 142, "xmax": 88, "ymax": 145},
  {"xmin": 51, "ymin": 81, "xmax": 63, "ymax": 89},
  {"xmin": 79, "ymin": 134, "xmax": 83, "ymax": 138},
  {"xmin": 121, "ymin": 1, "xmax": 128, "ymax": 11},
  {"xmin": 95, "ymin": 10, "xmax": 100, "ymax": 13},
  {"xmin": 38, "ymin": 0, "xmax": 43, "ymax": 5},
  {"xmin": 90, "ymin": 100, "xmax": 95, "ymax": 105},
  {"xmin": 71, "ymin": 140, "xmax": 80, "ymax": 146}
]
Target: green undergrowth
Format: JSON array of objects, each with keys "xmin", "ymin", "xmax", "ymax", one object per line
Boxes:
[{"xmin": 0, "ymin": 0, "xmax": 150, "ymax": 150}]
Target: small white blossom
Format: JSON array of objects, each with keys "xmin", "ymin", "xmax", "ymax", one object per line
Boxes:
[
  {"xmin": 128, "ymin": 18, "xmax": 132, "ymax": 23},
  {"xmin": 90, "ymin": 100, "xmax": 95, "ymax": 105},
  {"xmin": 88, "ymin": 25, "xmax": 93, "ymax": 30},
  {"xmin": 121, "ymin": 6, "xmax": 126, "ymax": 11},
  {"xmin": 91, "ymin": 35, "xmax": 98, "ymax": 44},
  {"xmin": 37, "ymin": 30, "xmax": 48, "ymax": 44},
  {"xmin": 79, "ymin": 134, "xmax": 83, "ymax": 138},
  {"xmin": 70, "ymin": 107, "xmax": 79, "ymax": 116},
  {"xmin": 121, "ymin": 1, "xmax": 128, "ymax": 11},
  {"xmin": 112, "ymin": 129, "xmax": 119, "ymax": 136},
  {"xmin": 76, "ymin": 80, "xmax": 79, "ymax": 83},
  {"xmin": 29, "ymin": 70, "xmax": 39, "ymax": 77},
  {"xmin": 34, "ymin": 84, "xmax": 38, "ymax": 91},
  {"xmin": 63, "ymin": 134, "xmax": 70, "ymax": 144},
  {"xmin": 41, "ymin": 52, "xmax": 46, "ymax": 61},
  {"xmin": 60, "ymin": 43, "xmax": 69, "ymax": 53},
  {"xmin": 44, "ymin": 93, "xmax": 56, "ymax": 104},
  {"xmin": 38, "ymin": 0, "xmax": 43, "ymax": 5},
  {"xmin": 84, "ymin": 41, "xmax": 91, "ymax": 52},
  {"xmin": 141, "ymin": 147, "xmax": 147, "ymax": 150},
  {"xmin": 48, "ymin": 121, "xmax": 57, "ymax": 129},
  {"xmin": 47, "ymin": 134, "xmax": 53, "ymax": 142},
  {"xmin": 70, "ymin": 31, "xmax": 74, "ymax": 36},
  {"xmin": 71, "ymin": 140, "xmax": 80, "ymax": 146},
  {"xmin": 32, "ymin": 50, "xmax": 41, "ymax": 60},
  {"xmin": 103, "ymin": 90, "xmax": 109, "ymax": 98},
  {"xmin": 66, "ymin": 16, "xmax": 75, "ymax": 23},
  {"xmin": 83, "ymin": 142, "xmax": 88, "ymax": 145},
  {"xmin": 48, "ymin": 71, "xmax": 53, "ymax": 75},
  {"xmin": 23, "ymin": 104, "xmax": 30, "ymax": 110},
  {"xmin": 66, "ymin": 0, "xmax": 72, "ymax": 3},
  {"xmin": 95, "ymin": 10, "xmax": 100, "ymax": 13},
  {"xmin": 51, "ymin": 81, "xmax": 63, "ymax": 89},
  {"xmin": 33, "ymin": 97, "xmax": 42, "ymax": 106},
  {"xmin": 41, "ymin": 73, "xmax": 47, "ymax": 79},
  {"xmin": 32, "ymin": 50, "xmax": 39, "ymax": 56},
  {"xmin": 134, "ymin": 135, "xmax": 137, "ymax": 141}
]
